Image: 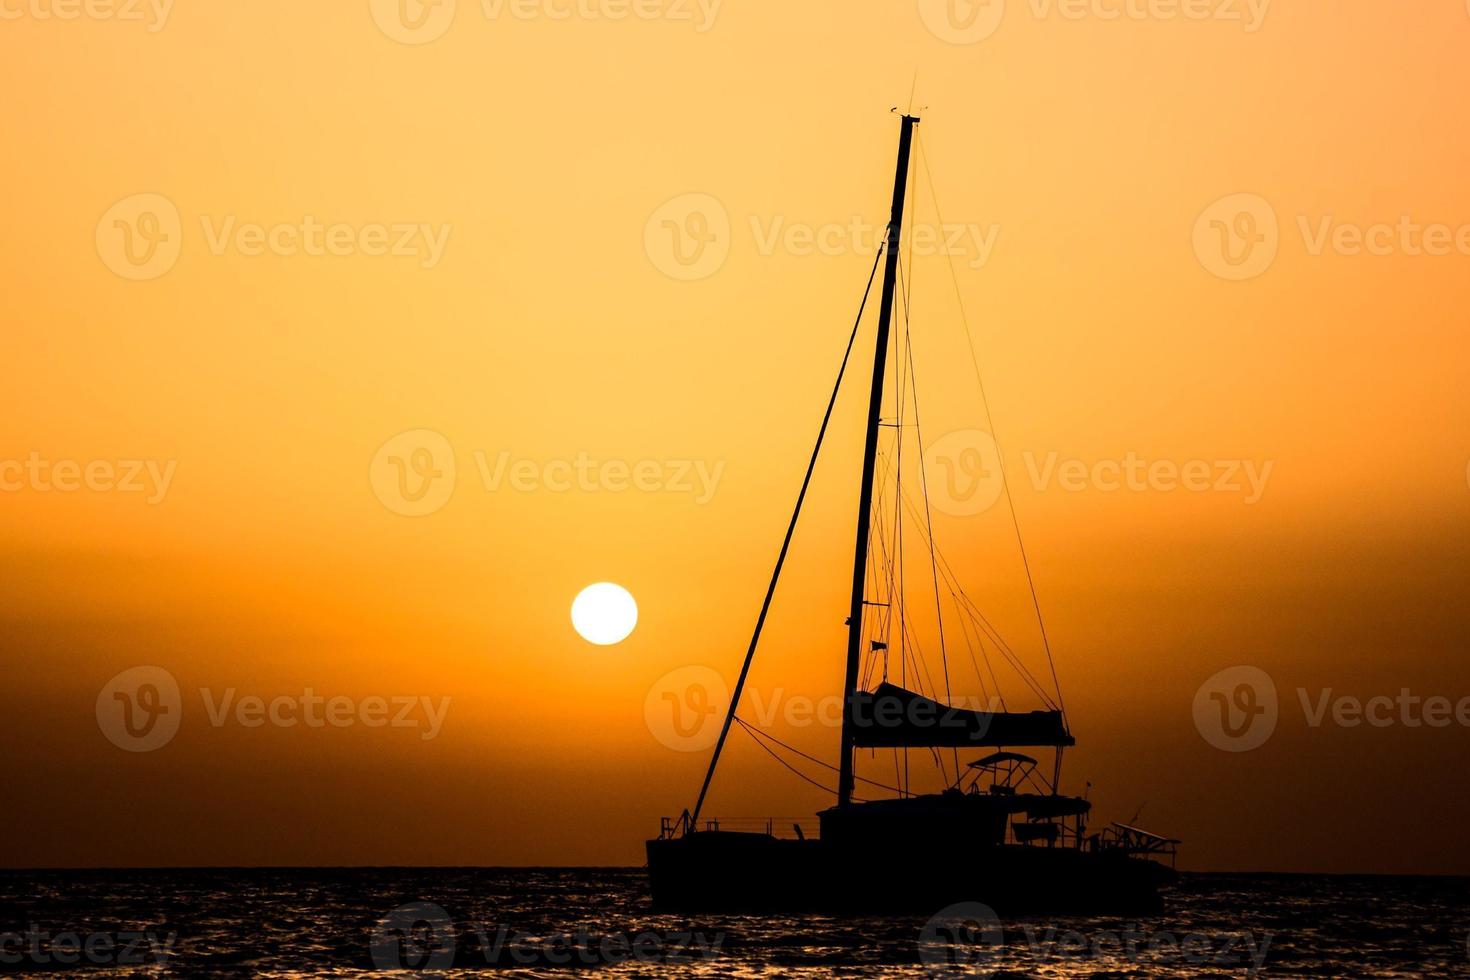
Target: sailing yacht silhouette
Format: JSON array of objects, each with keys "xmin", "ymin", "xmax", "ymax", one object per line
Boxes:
[{"xmin": 645, "ymin": 113, "xmax": 1179, "ymax": 915}]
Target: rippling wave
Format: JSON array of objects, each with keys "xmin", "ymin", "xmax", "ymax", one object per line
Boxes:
[{"xmin": 1, "ymin": 869, "xmax": 1466, "ymax": 976}]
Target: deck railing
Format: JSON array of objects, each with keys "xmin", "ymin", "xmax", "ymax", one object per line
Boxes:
[
  {"xmin": 657, "ymin": 812, "xmax": 1177, "ymax": 867},
  {"xmin": 1092, "ymin": 824, "xmax": 1181, "ymax": 867},
  {"xmin": 658, "ymin": 812, "xmax": 816, "ymax": 840}
]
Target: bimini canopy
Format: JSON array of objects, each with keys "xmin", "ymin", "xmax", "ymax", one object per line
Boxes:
[
  {"xmin": 850, "ymin": 683, "xmax": 1074, "ymax": 749},
  {"xmin": 968, "ymin": 751, "xmax": 1039, "ymax": 769}
]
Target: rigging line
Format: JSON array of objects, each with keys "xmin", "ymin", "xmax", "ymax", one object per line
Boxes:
[
  {"xmin": 861, "ymin": 530, "xmax": 881, "ymax": 688},
  {"xmin": 874, "ymin": 490, "xmax": 901, "ymax": 690},
  {"xmin": 867, "ymin": 452, "xmax": 903, "ymax": 776},
  {"xmin": 922, "ymin": 538, "xmax": 1023, "ymax": 676},
  {"xmin": 953, "ymin": 599, "xmax": 997, "ymax": 708},
  {"xmin": 933, "ymin": 560, "xmax": 1050, "ymax": 709},
  {"xmin": 894, "ymin": 331, "xmax": 1046, "ymax": 699},
  {"xmin": 937, "ymin": 570, "xmax": 1009, "ymax": 709},
  {"xmin": 890, "ymin": 485, "xmax": 1056, "ymax": 709},
  {"xmin": 735, "ymin": 719, "xmax": 846, "ymax": 799},
  {"xmin": 888, "ymin": 502, "xmax": 998, "ymax": 708},
  {"xmin": 874, "ymin": 478, "xmax": 897, "ymax": 664},
  {"xmin": 917, "ymin": 130, "xmax": 1067, "ymax": 722},
  {"xmin": 898, "ymin": 610, "xmax": 940, "ymax": 707},
  {"xmin": 951, "ymin": 588, "xmax": 1009, "ymax": 707},
  {"xmin": 736, "ymin": 717, "xmax": 892, "ymax": 790},
  {"xmin": 871, "ymin": 451, "xmax": 1050, "ymax": 712},
  {"xmin": 869, "ymin": 448, "xmax": 901, "ymax": 688},
  {"xmin": 967, "ymin": 617, "xmax": 1005, "ymax": 709},
  {"xmin": 888, "ymin": 490, "xmax": 1042, "ymax": 698},
  {"xmin": 863, "ymin": 469, "xmax": 891, "ymax": 689},
  {"xmin": 933, "ymin": 558, "xmax": 1002, "ymax": 708},
  {"xmin": 865, "ymin": 454, "xmax": 907, "ymax": 794},
  {"xmin": 956, "ymin": 591, "xmax": 1055, "ymax": 708},
  {"xmin": 734, "ymin": 717, "xmax": 901, "ymax": 796},
  {"xmin": 892, "ymin": 316, "xmax": 910, "ymax": 798},
  {"xmin": 896, "ymin": 248, "xmax": 960, "ymax": 782},
  {"xmin": 907, "ymin": 547, "xmax": 1001, "ymax": 705},
  {"xmin": 689, "ymin": 244, "xmax": 887, "ymax": 826},
  {"xmin": 860, "ymin": 489, "xmax": 878, "ymax": 688},
  {"xmin": 949, "ymin": 586, "xmax": 1056, "ymax": 708},
  {"xmin": 868, "ymin": 450, "xmax": 965, "ymax": 713},
  {"xmin": 863, "ymin": 450, "xmax": 898, "ymax": 691},
  {"xmin": 929, "ymin": 572, "xmax": 989, "ymax": 704},
  {"xmin": 896, "ymin": 616, "xmax": 948, "ymax": 786}
]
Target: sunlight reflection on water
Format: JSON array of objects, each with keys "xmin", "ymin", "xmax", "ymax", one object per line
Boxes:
[{"xmin": 1, "ymin": 869, "xmax": 1467, "ymax": 977}]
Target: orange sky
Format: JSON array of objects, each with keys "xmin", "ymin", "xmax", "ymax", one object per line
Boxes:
[{"xmin": 3, "ymin": 1, "xmax": 1469, "ymax": 873}]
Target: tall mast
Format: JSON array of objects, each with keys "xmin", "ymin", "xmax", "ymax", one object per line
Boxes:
[{"xmin": 838, "ymin": 113, "xmax": 919, "ymax": 808}]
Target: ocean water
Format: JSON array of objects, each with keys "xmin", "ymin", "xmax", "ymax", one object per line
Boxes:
[{"xmin": 2, "ymin": 868, "xmax": 1467, "ymax": 977}]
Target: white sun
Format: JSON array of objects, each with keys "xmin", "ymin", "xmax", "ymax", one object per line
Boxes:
[{"xmin": 571, "ymin": 582, "xmax": 638, "ymax": 646}]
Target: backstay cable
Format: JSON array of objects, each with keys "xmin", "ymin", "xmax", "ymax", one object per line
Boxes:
[{"xmin": 916, "ymin": 130, "xmax": 1067, "ymax": 722}]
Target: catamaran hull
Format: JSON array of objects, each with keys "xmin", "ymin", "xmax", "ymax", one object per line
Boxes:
[{"xmin": 646, "ymin": 833, "xmax": 1171, "ymax": 915}]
